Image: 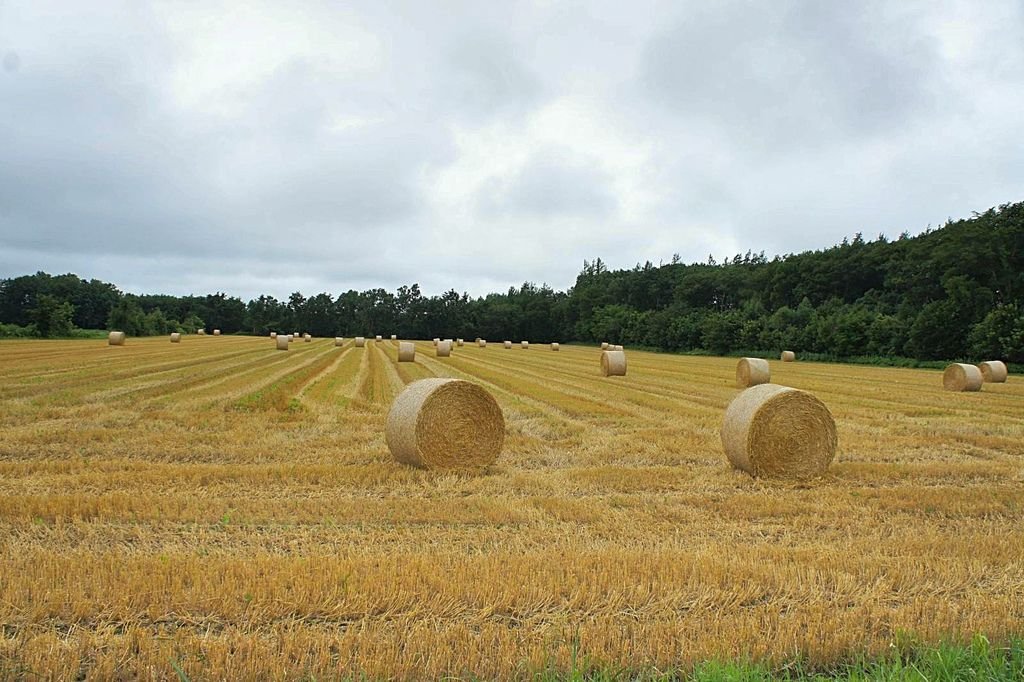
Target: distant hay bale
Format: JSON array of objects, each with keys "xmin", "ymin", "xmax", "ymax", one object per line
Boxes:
[
  {"xmin": 213, "ymin": 329, "xmax": 221, "ymax": 336},
  {"xmin": 444, "ymin": 338, "xmax": 454, "ymax": 348},
  {"xmin": 720, "ymin": 383, "xmax": 837, "ymax": 479},
  {"xmin": 375, "ymin": 335, "xmax": 382, "ymax": 342},
  {"xmin": 170, "ymin": 333, "xmax": 181, "ymax": 343},
  {"xmin": 355, "ymin": 336, "xmax": 366, "ymax": 348},
  {"xmin": 197, "ymin": 329, "xmax": 206, "ymax": 335},
  {"xmin": 457, "ymin": 338, "xmax": 464, "ymax": 347},
  {"xmin": 521, "ymin": 341, "xmax": 529, "ymax": 349},
  {"xmin": 551, "ymin": 343, "xmax": 560, "ymax": 351},
  {"xmin": 433, "ymin": 338, "xmax": 440, "ymax": 347},
  {"xmin": 390, "ymin": 334, "xmax": 397, "ymax": 340},
  {"xmin": 398, "ymin": 341, "xmax": 416, "ymax": 362},
  {"xmin": 276, "ymin": 335, "xmax": 290, "ymax": 351},
  {"xmin": 943, "ymin": 363, "xmax": 982, "ymax": 392},
  {"xmin": 385, "ymin": 378, "xmax": 504, "ymax": 469},
  {"xmin": 287, "ymin": 335, "xmax": 294, "ymax": 343},
  {"xmin": 601, "ymin": 350, "xmax": 627, "ymax": 376},
  {"xmin": 270, "ymin": 332, "xmax": 277, "ymax": 339},
  {"xmin": 781, "ymin": 350, "xmax": 795, "ymax": 362},
  {"xmin": 504, "ymin": 340, "xmax": 512, "ymax": 349},
  {"xmin": 304, "ymin": 333, "xmax": 311, "ymax": 340},
  {"xmin": 293, "ymin": 331, "xmax": 299, "ymax": 338},
  {"xmin": 736, "ymin": 358, "xmax": 770, "ymax": 388},
  {"xmin": 478, "ymin": 339, "xmax": 487, "ymax": 348},
  {"xmin": 304, "ymin": 335, "xmax": 311, "ymax": 343},
  {"xmin": 601, "ymin": 342, "xmax": 609, "ymax": 350},
  {"xmin": 108, "ymin": 331, "xmax": 125, "ymax": 346},
  {"xmin": 611, "ymin": 344, "xmax": 624, "ymax": 351},
  {"xmin": 437, "ymin": 340, "xmax": 452, "ymax": 357},
  {"xmin": 978, "ymin": 360, "xmax": 1008, "ymax": 383},
  {"xmin": 334, "ymin": 337, "xmax": 344, "ymax": 347}
]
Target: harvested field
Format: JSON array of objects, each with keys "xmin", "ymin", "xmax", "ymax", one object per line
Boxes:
[{"xmin": 0, "ymin": 337, "xmax": 1022, "ymax": 679}]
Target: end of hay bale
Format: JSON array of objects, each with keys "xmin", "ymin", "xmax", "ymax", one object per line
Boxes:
[
  {"xmin": 108, "ymin": 331, "xmax": 126, "ymax": 346},
  {"xmin": 437, "ymin": 340, "xmax": 452, "ymax": 357},
  {"xmin": 504, "ymin": 340, "xmax": 512, "ymax": 349},
  {"xmin": 385, "ymin": 378, "xmax": 504, "ymax": 469},
  {"xmin": 334, "ymin": 337, "xmax": 345, "ymax": 347},
  {"xmin": 601, "ymin": 350, "xmax": 627, "ymax": 376},
  {"xmin": 276, "ymin": 335, "xmax": 290, "ymax": 351},
  {"xmin": 736, "ymin": 357, "xmax": 770, "ymax": 388},
  {"xmin": 398, "ymin": 341, "xmax": 416, "ymax": 362},
  {"xmin": 355, "ymin": 336, "xmax": 366, "ymax": 347},
  {"xmin": 977, "ymin": 360, "xmax": 1008, "ymax": 383},
  {"xmin": 720, "ymin": 383, "xmax": 836, "ymax": 480},
  {"xmin": 780, "ymin": 350, "xmax": 795, "ymax": 362},
  {"xmin": 943, "ymin": 363, "xmax": 983, "ymax": 392},
  {"xmin": 551, "ymin": 343, "xmax": 560, "ymax": 351},
  {"xmin": 170, "ymin": 333, "xmax": 181, "ymax": 343}
]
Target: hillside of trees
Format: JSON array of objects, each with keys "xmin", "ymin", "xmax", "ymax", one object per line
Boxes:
[{"xmin": 2, "ymin": 201, "xmax": 1022, "ymax": 363}]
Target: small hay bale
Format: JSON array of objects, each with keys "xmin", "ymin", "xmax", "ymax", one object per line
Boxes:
[
  {"xmin": 276, "ymin": 335, "xmax": 290, "ymax": 351},
  {"xmin": 444, "ymin": 338, "xmax": 454, "ymax": 348},
  {"xmin": 385, "ymin": 378, "xmax": 504, "ymax": 469},
  {"xmin": 270, "ymin": 332, "xmax": 277, "ymax": 339},
  {"xmin": 601, "ymin": 350, "xmax": 627, "ymax": 376},
  {"xmin": 457, "ymin": 338, "xmax": 464, "ymax": 347},
  {"xmin": 293, "ymin": 331, "xmax": 299, "ymax": 338},
  {"xmin": 398, "ymin": 341, "xmax": 416, "ymax": 362},
  {"xmin": 108, "ymin": 331, "xmax": 125, "ymax": 346},
  {"xmin": 197, "ymin": 329, "xmax": 206, "ymax": 335},
  {"xmin": 287, "ymin": 335, "xmax": 294, "ymax": 343},
  {"xmin": 334, "ymin": 337, "xmax": 345, "ymax": 347},
  {"xmin": 170, "ymin": 333, "xmax": 181, "ymax": 343},
  {"xmin": 521, "ymin": 341, "xmax": 529, "ymax": 349},
  {"xmin": 720, "ymin": 383, "xmax": 837, "ymax": 479},
  {"xmin": 375, "ymin": 335, "xmax": 382, "ymax": 342},
  {"xmin": 736, "ymin": 358, "xmax": 770, "ymax": 388},
  {"xmin": 601, "ymin": 342, "xmax": 609, "ymax": 350},
  {"xmin": 433, "ymin": 338, "xmax": 440, "ymax": 347},
  {"xmin": 478, "ymin": 339, "xmax": 487, "ymax": 348},
  {"xmin": 213, "ymin": 329, "xmax": 221, "ymax": 336},
  {"xmin": 611, "ymin": 344, "xmax": 623, "ymax": 351},
  {"xmin": 304, "ymin": 335, "xmax": 312, "ymax": 343},
  {"xmin": 390, "ymin": 334, "xmax": 397, "ymax": 340},
  {"xmin": 943, "ymin": 363, "xmax": 982, "ymax": 392},
  {"xmin": 551, "ymin": 343, "xmax": 560, "ymax": 351},
  {"xmin": 437, "ymin": 340, "xmax": 452, "ymax": 357},
  {"xmin": 355, "ymin": 336, "xmax": 366, "ymax": 348},
  {"xmin": 978, "ymin": 360, "xmax": 1008, "ymax": 383},
  {"xmin": 504, "ymin": 340, "xmax": 512, "ymax": 349},
  {"xmin": 780, "ymin": 350, "xmax": 795, "ymax": 362}
]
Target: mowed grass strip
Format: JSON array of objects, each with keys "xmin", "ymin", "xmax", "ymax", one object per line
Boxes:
[{"xmin": 233, "ymin": 342, "xmax": 343, "ymax": 412}]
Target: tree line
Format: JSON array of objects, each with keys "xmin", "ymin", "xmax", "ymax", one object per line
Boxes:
[{"xmin": 2, "ymin": 201, "xmax": 1022, "ymax": 363}]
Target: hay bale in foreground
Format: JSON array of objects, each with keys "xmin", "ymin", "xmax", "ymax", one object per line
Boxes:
[
  {"xmin": 478, "ymin": 339, "xmax": 487, "ymax": 348},
  {"xmin": 943, "ymin": 363, "xmax": 982, "ymax": 392},
  {"xmin": 108, "ymin": 331, "xmax": 125, "ymax": 346},
  {"xmin": 334, "ymin": 337, "xmax": 344, "ymax": 347},
  {"xmin": 736, "ymin": 358, "xmax": 770, "ymax": 388},
  {"xmin": 355, "ymin": 336, "xmax": 366, "ymax": 348},
  {"xmin": 601, "ymin": 350, "xmax": 627, "ymax": 376},
  {"xmin": 601, "ymin": 342, "xmax": 609, "ymax": 350},
  {"xmin": 437, "ymin": 340, "xmax": 452, "ymax": 357},
  {"xmin": 213, "ymin": 329, "xmax": 221, "ymax": 336},
  {"xmin": 978, "ymin": 360, "xmax": 1008, "ymax": 383},
  {"xmin": 276, "ymin": 335, "xmax": 289, "ymax": 351},
  {"xmin": 721, "ymin": 383, "xmax": 836, "ymax": 479},
  {"xmin": 551, "ymin": 343, "xmax": 560, "ymax": 351},
  {"xmin": 385, "ymin": 378, "xmax": 504, "ymax": 469},
  {"xmin": 521, "ymin": 341, "xmax": 529, "ymax": 349},
  {"xmin": 781, "ymin": 350, "xmax": 795, "ymax": 362},
  {"xmin": 504, "ymin": 340, "xmax": 512, "ymax": 349},
  {"xmin": 398, "ymin": 341, "xmax": 415, "ymax": 362},
  {"xmin": 170, "ymin": 333, "xmax": 181, "ymax": 343}
]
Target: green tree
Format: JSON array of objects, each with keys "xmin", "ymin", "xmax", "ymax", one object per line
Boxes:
[{"xmin": 29, "ymin": 295, "xmax": 75, "ymax": 338}]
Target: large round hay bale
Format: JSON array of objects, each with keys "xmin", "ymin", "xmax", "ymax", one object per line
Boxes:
[
  {"xmin": 398, "ymin": 341, "xmax": 416, "ymax": 362},
  {"xmin": 457, "ymin": 338, "xmax": 464, "ymax": 347},
  {"xmin": 334, "ymin": 337, "xmax": 345, "ymax": 347},
  {"xmin": 943, "ymin": 363, "xmax": 983, "ymax": 391},
  {"xmin": 720, "ymin": 383, "xmax": 837, "ymax": 479},
  {"xmin": 355, "ymin": 336, "xmax": 366, "ymax": 348},
  {"xmin": 601, "ymin": 342, "xmax": 609, "ymax": 350},
  {"xmin": 780, "ymin": 350, "xmax": 795, "ymax": 362},
  {"xmin": 170, "ymin": 333, "xmax": 181, "ymax": 343},
  {"xmin": 478, "ymin": 339, "xmax": 487, "ymax": 348},
  {"xmin": 736, "ymin": 358, "xmax": 770, "ymax": 388},
  {"xmin": 601, "ymin": 350, "xmax": 626, "ymax": 376},
  {"xmin": 521, "ymin": 340, "xmax": 529, "ymax": 349},
  {"xmin": 437, "ymin": 340, "xmax": 452, "ymax": 357},
  {"xmin": 276, "ymin": 335, "xmax": 290, "ymax": 351},
  {"xmin": 386, "ymin": 378, "xmax": 504, "ymax": 469},
  {"xmin": 977, "ymin": 360, "xmax": 1008, "ymax": 383},
  {"xmin": 108, "ymin": 331, "xmax": 125, "ymax": 346},
  {"xmin": 213, "ymin": 329, "xmax": 221, "ymax": 336},
  {"xmin": 551, "ymin": 343, "xmax": 560, "ymax": 351},
  {"xmin": 504, "ymin": 340, "xmax": 512, "ymax": 349}
]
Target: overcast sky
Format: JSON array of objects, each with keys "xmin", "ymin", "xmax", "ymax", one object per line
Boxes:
[{"xmin": 2, "ymin": 1, "xmax": 1022, "ymax": 300}]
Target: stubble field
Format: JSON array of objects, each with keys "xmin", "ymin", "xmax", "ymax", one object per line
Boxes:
[{"xmin": 0, "ymin": 335, "xmax": 1022, "ymax": 679}]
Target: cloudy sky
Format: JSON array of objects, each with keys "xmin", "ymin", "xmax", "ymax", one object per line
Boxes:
[{"xmin": 1, "ymin": 1, "xmax": 1022, "ymax": 300}]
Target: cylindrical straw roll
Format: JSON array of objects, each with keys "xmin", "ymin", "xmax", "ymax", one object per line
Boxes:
[
  {"xmin": 457, "ymin": 338, "xmax": 464, "ymax": 347},
  {"xmin": 287, "ymin": 335, "xmax": 294, "ymax": 343},
  {"xmin": 398, "ymin": 341, "xmax": 416, "ymax": 362},
  {"xmin": 355, "ymin": 337, "xmax": 366, "ymax": 348},
  {"xmin": 108, "ymin": 331, "xmax": 126, "ymax": 346},
  {"xmin": 375, "ymin": 335, "xmax": 382, "ymax": 342},
  {"xmin": 943, "ymin": 363, "xmax": 983, "ymax": 391},
  {"xmin": 601, "ymin": 350, "xmax": 627, "ymax": 376},
  {"xmin": 504, "ymin": 341, "xmax": 512, "ymax": 349},
  {"xmin": 780, "ymin": 350, "xmax": 795, "ymax": 362},
  {"xmin": 334, "ymin": 337, "xmax": 345, "ymax": 347},
  {"xmin": 386, "ymin": 378, "xmax": 504, "ymax": 469},
  {"xmin": 521, "ymin": 341, "xmax": 529, "ymax": 349},
  {"xmin": 390, "ymin": 335, "xmax": 397, "ymax": 340},
  {"xmin": 736, "ymin": 358, "xmax": 770, "ymax": 388},
  {"xmin": 170, "ymin": 333, "xmax": 181, "ymax": 343},
  {"xmin": 478, "ymin": 339, "xmax": 487, "ymax": 348},
  {"xmin": 551, "ymin": 343, "xmax": 560, "ymax": 351},
  {"xmin": 433, "ymin": 338, "xmax": 440, "ymax": 347},
  {"xmin": 213, "ymin": 329, "xmax": 221, "ymax": 336},
  {"xmin": 437, "ymin": 340, "xmax": 452, "ymax": 357},
  {"xmin": 276, "ymin": 335, "xmax": 290, "ymax": 351},
  {"xmin": 601, "ymin": 342, "xmax": 609, "ymax": 350},
  {"xmin": 977, "ymin": 360, "xmax": 1008, "ymax": 383},
  {"xmin": 611, "ymin": 345, "xmax": 623, "ymax": 351},
  {"xmin": 304, "ymin": 335, "xmax": 311, "ymax": 343},
  {"xmin": 270, "ymin": 332, "xmax": 277, "ymax": 338},
  {"xmin": 721, "ymin": 383, "xmax": 837, "ymax": 479}
]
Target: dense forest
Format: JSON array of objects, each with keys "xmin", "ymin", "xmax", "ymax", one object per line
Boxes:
[{"xmin": 2, "ymin": 201, "xmax": 1022, "ymax": 363}]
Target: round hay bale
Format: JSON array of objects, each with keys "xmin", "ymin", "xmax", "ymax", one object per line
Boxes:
[
  {"xmin": 170, "ymin": 333, "xmax": 181, "ymax": 343},
  {"xmin": 108, "ymin": 331, "xmax": 125, "ymax": 346},
  {"xmin": 433, "ymin": 338, "xmax": 440, "ymax": 347},
  {"xmin": 390, "ymin": 334, "xmax": 397, "ymax": 340},
  {"xmin": 551, "ymin": 343, "xmax": 560, "ymax": 351},
  {"xmin": 270, "ymin": 332, "xmax": 277, "ymax": 339},
  {"xmin": 720, "ymin": 383, "xmax": 837, "ymax": 479},
  {"xmin": 444, "ymin": 338, "xmax": 454, "ymax": 348},
  {"xmin": 521, "ymin": 340, "xmax": 529, "ymax": 349},
  {"xmin": 386, "ymin": 378, "xmax": 504, "ymax": 469},
  {"xmin": 780, "ymin": 350, "xmax": 795, "ymax": 362},
  {"xmin": 276, "ymin": 335, "xmax": 290, "ymax": 351},
  {"xmin": 478, "ymin": 339, "xmax": 487, "ymax": 348},
  {"xmin": 375, "ymin": 335, "xmax": 382, "ymax": 342},
  {"xmin": 334, "ymin": 337, "xmax": 345, "ymax": 347},
  {"xmin": 978, "ymin": 360, "xmax": 1008, "ymax": 383},
  {"xmin": 293, "ymin": 331, "xmax": 299, "ymax": 338},
  {"xmin": 355, "ymin": 336, "xmax": 366, "ymax": 348},
  {"xmin": 611, "ymin": 344, "xmax": 623, "ymax": 351},
  {"xmin": 504, "ymin": 340, "xmax": 512, "ymax": 349},
  {"xmin": 398, "ymin": 341, "xmax": 416, "ymax": 362},
  {"xmin": 437, "ymin": 340, "xmax": 452, "ymax": 357},
  {"xmin": 303, "ymin": 333, "xmax": 311, "ymax": 339},
  {"xmin": 736, "ymin": 358, "xmax": 770, "ymax": 388},
  {"xmin": 287, "ymin": 335, "xmax": 294, "ymax": 343},
  {"xmin": 197, "ymin": 329, "xmax": 206, "ymax": 335},
  {"xmin": 213, "ymin": 329, "xmax": 221, "ymax": 336},
  {"xmin": 457, "ymin": 338, "xmax": 464, "ymax": 347},
  {"xmin": 601, "ymin": 342, "xmax": 609, "ymax": 350},
  {"xmin": 601, "ymin": 350, "xmax": 627, "ymax": 376},
  {"xmin": 943, "ymin": 363, "xmax": 983, "ymax": 392},
  {"xmin": 304, "ymin": 335, "xmax": 312, "ymax": 343}
]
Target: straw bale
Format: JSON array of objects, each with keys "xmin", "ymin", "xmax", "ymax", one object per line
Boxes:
[
  {"xmin": 551, "ymin": 343, "xmax": 560, "ymax": 351},
  {"xmin": 304, "ymin": 335, "xmax": 311, "ymax": 343},
  {"xmin": 504, "ymin": 340, "xmax": 512, "ymax": 349},
  {"xmin": 390, "ymin": 334, "xmax": 397, "ymax": 340},
  {"xmin": 521, "ymin": 341, "xmax": 529, "ymax": 349},
  {"xmin": 270, "ymin": 332, "xmax": 277, "ymax": 338},
  {"xmin": 197, "ymin": 329, "xmax": 205, "ymax": 335},
  {"xmin": 736, "ymin": 357, "xmax": 770, "ymax": 388},
  {"xmin": 334, "ymin": 337, "xmax": 345, "ymax": 347},
  {"xmin": 276, "ymin": 335, "xmax": 290, "ymax": 351},
  {"xmin": 170, "ymin": 333, "xmax": 181, "ymax": 343},
  {"xmin": 478, "ymin": 339, "xmax": 487, "ymax": 348},
  {"xmin": 437, "ymin": 340, "xmax": 452, "ymax": 357},
  {"xmin": 781, "ymin": 350, "xmax": 795, "ymax": 362},
  {"xmin": 457, "ymin": 338, "xmax": 464, "ymax": 347},
  {"xmin": 375, "ymin": 335, "xmax": 382, "ymax": 342},
  {"xmin": 385, "ymin": 378, "xmax": 504, "ymax": 469},
  {"xmin": 433, "ymin": 338, "xmax": 440, "ymax": 347},
  {"xmin": 978, "ymin": 360, "xmax": 1008, "ymax": 383},
  {"xmin": 721, "ymin": 383, "xmax": 837, "ymax": 479},
  {"xmin": 108, "ymin": 331, "xmax": 125, "ymax": 346},
  {"xmin": 601, "ymin": 342, "xmax": 609, "ymax": 350},
  {"xmin": 213, "ymin": 329, "xmax": 221, "ymax": 336},
  {"xmin": 601, "ymin": 350, "xmax": 627, "ymax": 376},
  {"xmin": 355, "ymin": 336, "xmax": 366, "ymax": 348},
  {"xmin": 943, "ymin": 363, "xmax": 982, "ymax": 392},
  {"xmin": 398, "ymin": 341, "xmax": 416, "ymax": 362}
]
